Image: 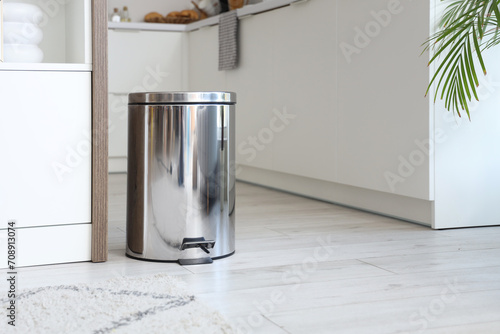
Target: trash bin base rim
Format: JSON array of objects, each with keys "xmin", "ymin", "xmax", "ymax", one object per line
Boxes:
[{"xmin": 124, "ymin": 251, "xmax": 235, "ymax": 264}]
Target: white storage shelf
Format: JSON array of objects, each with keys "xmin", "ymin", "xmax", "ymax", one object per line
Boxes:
[
  {"xmin": 1, "ymin": 0, "xmax": 91, "ymax": 70},
  {"xmin": 0, "ymin": 1, "xmax": 93, "ymax": 268}
]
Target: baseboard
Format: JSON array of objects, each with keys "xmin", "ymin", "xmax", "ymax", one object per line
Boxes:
[
  {"xmin": 236, "ymin": 165, "xmax": 433, "ymax": 227},
  {"xmin": 109, "ymin": 157, "xmax": 127, "ymax": 173},
  {"xmin": 0, "ymin": 223, "xmax": 92, "ymax": 268}
]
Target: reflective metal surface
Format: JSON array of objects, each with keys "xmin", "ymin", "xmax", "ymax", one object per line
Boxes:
[
  {"xmin": 126, "ymin": 93, "xmax": 236, "ymax": 262},
  {"xmin": 128, "ymin": 91, "xmax": 236, "ymax": 105}
]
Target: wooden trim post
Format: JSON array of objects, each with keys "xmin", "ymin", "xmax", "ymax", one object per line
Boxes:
[{"xmin": 91, "ymin": 0, "xmax": 108, "ymax": 262}]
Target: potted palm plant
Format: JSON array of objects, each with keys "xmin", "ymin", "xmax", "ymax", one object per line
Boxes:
[{"xmin": 424, "ymin": 0, "xmax": 500, "ymax": 119}]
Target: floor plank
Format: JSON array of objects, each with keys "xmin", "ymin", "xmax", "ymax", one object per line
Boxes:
[{"xmin": 1, "ymin": 173, "xmax": 499, "ymax": 333}]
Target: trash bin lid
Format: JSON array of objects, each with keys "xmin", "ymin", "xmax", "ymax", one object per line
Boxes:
[{"xmin": 128, "ymin": 91, "xmax": 236, "ymax": 105}]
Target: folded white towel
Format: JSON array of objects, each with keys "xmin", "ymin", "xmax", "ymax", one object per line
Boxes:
[{"xmin": 219, "ymin": 10, "xmax": 239, "ymax": 71}]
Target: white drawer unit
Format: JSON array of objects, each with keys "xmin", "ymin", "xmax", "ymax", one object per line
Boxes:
[{"xmin": 0, "ymin": 0, "xmax": 107, "ymax": 266}]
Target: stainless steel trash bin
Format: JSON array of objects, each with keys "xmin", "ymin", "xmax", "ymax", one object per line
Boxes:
[{"xmin": 126, "ymin": 92, "xmax": 236, "ymax": 265}]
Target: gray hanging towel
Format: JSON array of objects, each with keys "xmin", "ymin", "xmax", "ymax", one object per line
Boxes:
[{"xmin": 219, "ymin": 10, "xmax": 239, "ymax": 71}]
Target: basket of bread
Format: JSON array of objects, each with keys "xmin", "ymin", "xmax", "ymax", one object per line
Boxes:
[
  {"xmin": 145, "ymin": 2, "xmax": 209, "ymax": 24},
  {"xmin": 144, "ymin": 10, "xmax": 199, "ymax": 24}
]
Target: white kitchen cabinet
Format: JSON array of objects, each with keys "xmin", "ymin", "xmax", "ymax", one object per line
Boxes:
[
  {"xmin": 106, "ymin": 0, "xmax": 499, "ymax": 229},
  {"xmin": 188, "ymin": 4, "xmax": 337, "ymax": 176},
  {"xmin": 188, "ymin": 0, "xmax": 500, "ymax": 228},
  {"xmin": 187, "ymin": 24, "xmax": 226, "ymax": 91},
  {"xmin": 226, "ymin": 12, "xmax": 276, "ymax": 172},
  {"xmin": 336, "ymin": 0, "xmax": 432, "ymax": 199},
  {"xmin": 187, "ymin": 0, "xmax": 431, "ymax": 220},
  {"xmin": 0, "ymin": 0, "xmax": 97, "ymax": 267},
  {"xmin": 0, "ymin": 71, "xmax": 92, "ymax": 229},
  {"xmin": 268, "ymin": 1, "xmax": 338, "ymax": 182},
  {"xmin": 108, "ymin": 29, "xmax": 186, "ymax": 172}
]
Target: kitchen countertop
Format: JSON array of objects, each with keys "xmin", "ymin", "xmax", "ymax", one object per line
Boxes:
[{"xmin": 108, "ymin": 0, "xmax": 309, "ymax": 32}]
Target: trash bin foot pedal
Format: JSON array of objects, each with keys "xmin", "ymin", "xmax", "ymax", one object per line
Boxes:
[
  {"xmin": 180, "ymin": 237, "xmax": 215, "ymax": 254},
  {"xmin": 178, "ymin": 257, "xmax": 213, "ymax": 265}
]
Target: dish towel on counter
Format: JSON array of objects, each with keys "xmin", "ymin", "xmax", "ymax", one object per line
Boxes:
[{"xmin": 218, "ymin": 10, "xmax": 239, "ymax": 71}]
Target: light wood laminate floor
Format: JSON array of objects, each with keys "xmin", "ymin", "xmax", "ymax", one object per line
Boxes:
[{"xmin": 9, "ymin": 174, "xmax": 500, "ymax": 333}]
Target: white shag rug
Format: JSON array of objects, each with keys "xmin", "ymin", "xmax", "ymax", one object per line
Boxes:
[{"xmin": 0, "ymin": 273, "xmax": 235, "ymax": 334}]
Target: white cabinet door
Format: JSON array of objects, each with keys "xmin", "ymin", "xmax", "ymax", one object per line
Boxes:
[
  {"xmin": 269, "ymin": 0, "xmax": 338, "ymax": 182},
  {"xmin": 225, "ymin": 12, "xmax": 275, "ymax": 172},
  {"xmin": 189, "ymin": 1, "xmax": 338, "ymax": 177},
  {"xmin": 336, "ymin": 0, "xmax": 432, "ymax": 200},
  {"xmin": 109, "ymin": 93, "xmax": 128, "ymax": 156},
  {"xmin": 108, "ymin": 29, "xmax": 185, "ymax": 93},
  {"xmin": 188, "ymin": 25, "xmax": 226, "ymax": 92},
  {"xmin": 0, "ymin": 70, "xmax": 91, "ymax": 228},
  {"xmin": 108, "ymin": 30, "xmax": 186, "ymax": 167}
]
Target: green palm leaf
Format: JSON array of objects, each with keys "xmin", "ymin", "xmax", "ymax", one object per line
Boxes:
[{"xmin": 424, "ymin": 0, "xmax": 500, "ymax": 119}]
